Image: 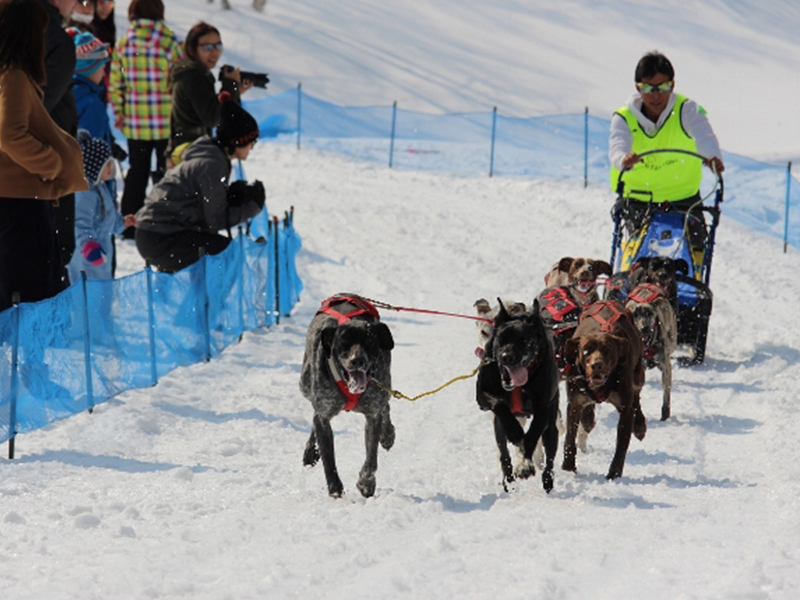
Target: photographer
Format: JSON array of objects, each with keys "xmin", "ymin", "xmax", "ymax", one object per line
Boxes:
[
  {"xmin": 135, "ymin": 93, "xmax": 265, "ymax": 273},
  {"xmin": 169, "ymin": 21, "xmax": 266, "ymax": 166}
]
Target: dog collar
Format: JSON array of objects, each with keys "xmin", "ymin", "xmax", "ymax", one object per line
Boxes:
[{"xmin": 327, "ymin": 353, "xmax": 364, "ymax": 411}]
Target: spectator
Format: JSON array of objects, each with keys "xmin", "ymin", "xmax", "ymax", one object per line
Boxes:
[
  {"xmin": 38, "ymin": 0, "xmax": 82, "ymax": 281},
  {"xmin": 91, "ymin": 0, "xmax": 114, "ymax": 46},
  {"xmin": 109, "ymin": 0, "xmax": 181, "ymax": 239},
  {"xmin": 168, "ymin": 21, "xmax": 252, "ymax": 166},
  {"xmin": 67, "ymin": 131, "xmax": 134, "ymax": 282},
  {"xmin": 70, "ymin": 28, "xmax": 112, "ymax": 145},
  {"xmin": 0, "ymin": 0, "xmax": 88, "ymax": 312},
  {"xmin": 135, "ymin": 93, "xmax": 265, "ymax": 273},
  {"xmin": 67, "ymin": 0, "xmax": 95, "ymax": 30}
]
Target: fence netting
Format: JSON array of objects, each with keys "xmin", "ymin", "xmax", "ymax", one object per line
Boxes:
[
  {"xmin": 0, "ymin": 211, "xmax": 302, "ymax": 444},
  {"xmin": 245, "ymin": 89, "xmax": 799, "ymax": 249}
]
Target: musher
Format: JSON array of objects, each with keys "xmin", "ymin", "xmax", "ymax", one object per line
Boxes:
[{"xmin": 609, "ymin": 51, "xmax": 725, "ymax": 274}]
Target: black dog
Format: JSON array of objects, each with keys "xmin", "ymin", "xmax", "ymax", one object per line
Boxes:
[
  {"xmin": 300, "ymin": 294, "xmax": 396, "ymax": 498},
  {"xmin": 476, "ymin": 299, "xmax": 560, "ymax": 492}
]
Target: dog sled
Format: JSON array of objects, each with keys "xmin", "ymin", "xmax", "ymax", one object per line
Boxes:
[{"xmin": 608, "ymin": 149, "xmax": 723, "ymax": 365}]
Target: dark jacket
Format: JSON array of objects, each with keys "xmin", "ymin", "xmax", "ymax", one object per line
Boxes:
[
  {"xmin": 135, "ymin": 136, "xmax": 261, "ymax": 235},
  {"xmin": 74, "ymin": 76, "xmax": 112, "ymax": 147},
  {"xmin": 169, "ymin": 58, "xmax": 240, "ymax": 149},
  {"xmin": 38, "ymin": 0, "xmax": 78, "ymax": 136}
]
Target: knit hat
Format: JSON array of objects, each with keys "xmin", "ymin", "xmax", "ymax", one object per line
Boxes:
[
  {"xmin": 77, "ymin": 130, "xmax": 113, "ymax": 185},
  {"xmin": 215, "ymin": 92, "xmax": 259, "ymax": 149},
  {"xmin": 68, "ymin": 28, "xmax": 111, "ymax": 77}
]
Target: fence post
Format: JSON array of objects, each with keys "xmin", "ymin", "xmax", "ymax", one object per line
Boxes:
[
  {"xmin": 8, "ymin": 292, "xmax": 20, "ymax": 459},
  {"xmin": 198, "ymin": 248, "xmax": 211, "ymax": 361},
  {"xmin": 238, "ymin": 226, "xmax": 246, "ymax": 338},
  {"xmin": 389, "ymin": 100, "xmax": 397, "ymax": 168},
  {"xmin": 80, "ymin": 271, "xmax": 95, "ymax": 413},
  {"xmin": 297, "ymin": 82, "xmax": 302, "ymax": 150},
  {"xmin": 273, "ymin": 216, "xmax": 281, "ymax": 324},
  {"xmin": 489, "ymin": 106, "xmax": 497, "ymax": 177},
  {"xmin": 145, "ymin": 262, "xmax": 158, "ymax": 386},
  {"xmin": 784, "ymin": 161, "xmax": 792, "ymax": 253},
  {"xmin": 584, "ymin": 106, "xmax": 589, "ymax": 188}
]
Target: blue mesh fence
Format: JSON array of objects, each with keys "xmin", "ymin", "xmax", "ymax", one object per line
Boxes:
[
  {"xmin": 0, "ymin": 212, "xmax": 303, "ymax": 446},
  {"xmin": 245, "ymin": 88, "xmax": 799, "ymax": 250}
]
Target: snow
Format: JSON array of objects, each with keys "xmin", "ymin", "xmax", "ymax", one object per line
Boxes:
[{"xmin": 2, "ymin": 1, "xmax": 800, "ymax": 598}]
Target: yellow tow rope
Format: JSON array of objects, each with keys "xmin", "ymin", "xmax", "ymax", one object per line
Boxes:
[{"xmin": 371, "ymin": 359, "xmax": 491, "ymax": 402}]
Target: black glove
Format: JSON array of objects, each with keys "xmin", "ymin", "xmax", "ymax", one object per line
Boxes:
[
  {"xmin": 227, "ymin": 180, "xmax": 250, "ymax": 207},
  {"xmin": 111, "ymin": 141, "xmax": 128, "ymax": 162},
  {"xmin": 246, "ymin": 180, "xmax": 266, "ymax": 209}
]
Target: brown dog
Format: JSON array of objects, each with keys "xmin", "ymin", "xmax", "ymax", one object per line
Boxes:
[
  {"xmin": 625, "ymin": 283, "xmax": 677, "ymax": 421},
  {"xmin": 545, "ymin": 257, "xmax": 612, "ymax": 307},
  {"xmin": 562, "ymin": 300, "xmax": 646, "ymax": 480}
]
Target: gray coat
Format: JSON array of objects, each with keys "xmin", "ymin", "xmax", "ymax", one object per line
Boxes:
[{"xmin": 135, "ymin": 136, "xmax": 262, "ymax": 235}]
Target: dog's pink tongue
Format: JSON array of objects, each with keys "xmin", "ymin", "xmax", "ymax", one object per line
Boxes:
[
  {"xmin": 505, "ymin": 364, "xmax": 529, "ymax": 388},
  {"xmin": 347, "ymin": 370, "xmax": 368, "ymax": 394}
]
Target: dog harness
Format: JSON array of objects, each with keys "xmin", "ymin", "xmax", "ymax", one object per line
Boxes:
[
  {"xmin": 539, "ymin": 287, "xmax": 582, "ymax": 377},
  {"xmin": 318, "ymin": 294, "xmax": 381, "ymax": 411},
  {"xmin": 580, "ymin": 300, "xmax": 630, "ymax": 333},
  {"xmin": 627, "ymin": 283, "xmax": 664, "ymax": 361},
  {"xmin": 317, "ymin": 294, "xmax": 380, "ymax": 325}
]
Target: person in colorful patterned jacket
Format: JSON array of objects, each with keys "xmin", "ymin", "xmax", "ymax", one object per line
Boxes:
[{"xmin": 109, "ymin": 0, "xmax": 181, "ymax": 239}]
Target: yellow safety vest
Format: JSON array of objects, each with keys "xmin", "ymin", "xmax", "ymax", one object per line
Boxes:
[{"xmin": 610, "ymin": 94, "xmax": 702, "ymax": 203}]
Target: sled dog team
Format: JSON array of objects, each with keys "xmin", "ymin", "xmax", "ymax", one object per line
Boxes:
[{"xmin": 300, "ymin": 255, "xmax": 681, "ymax": 498}]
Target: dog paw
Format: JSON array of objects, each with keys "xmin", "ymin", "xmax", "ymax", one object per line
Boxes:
[
  {"xmin": 561, "ymin": 459, "xmax": 576, "ymax": 473},
  {"xmin": 380, "ymin": 422, "xmax": 396, "ymax": 451},
  {"xmin": 501, "ymin": 475, "xmax": 518, "ymax": 493},
  {"xmin": 357, "ymin": 473, "xmax": 376, "ymax": 498},
  {"xmin": 542, "ymin": 469, "xmax": 554, "ymax": 493},
  {"xmin": 605, "ymin": 467, "xmax": 623, "ymax": 480},
  {"xmin": 328, "ymin": 479, "xmax": 345, "ymax": 498},
  {"xmin": 634, "ymin": 412, "xmax": 647, "ymax": 441},
  {"xmin": 660, "ymin": 405, "xmax": 671, "ymax": 421},
  {"xmin": 302, "ymin": 445, "xmax": 320, "ymax": 467},
  {"xmin": 515, "ymin": 459, "xmax": 535, "ymax": 480}
]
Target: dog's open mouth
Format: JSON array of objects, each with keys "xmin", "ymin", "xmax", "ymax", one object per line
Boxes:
[
  {"xmin": 501, "ymin": 364, "xmax": 529, "ymax": 391},
  {"xmin": 576, "ymin": 279, "xmax": 595, "ymax": 293},
  {"xmin": 344, "ymin": 369, "xmax": 369, "ymax": 394},
  {"xmin": 588, "ymin": 372, "xmax": 608, "ymax": 388}
]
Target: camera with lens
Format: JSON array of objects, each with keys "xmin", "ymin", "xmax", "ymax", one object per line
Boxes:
[{"xmin": 218, "ymin": 65, "xmax": 270, "ymax": 89}]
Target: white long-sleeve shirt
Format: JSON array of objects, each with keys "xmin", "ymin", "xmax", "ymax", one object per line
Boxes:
[{"xmin": 608, "ymin": 93, "xmax": 722, "ymax": 170}]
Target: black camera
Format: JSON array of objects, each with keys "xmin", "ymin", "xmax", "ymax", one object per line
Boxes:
[{"xmin": 218, "ymin": 65, "xmax": 269, "ymax": 89}]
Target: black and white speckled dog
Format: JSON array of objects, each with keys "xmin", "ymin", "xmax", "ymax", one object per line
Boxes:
[{"xmin": 300, "ymin": 294, "xmax": 395, "ymax": 498}]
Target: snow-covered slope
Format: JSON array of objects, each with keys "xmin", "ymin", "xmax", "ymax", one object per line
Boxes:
[{"xmin": 1, "ymin": 1, "xmax": 799, "ymax": 598}]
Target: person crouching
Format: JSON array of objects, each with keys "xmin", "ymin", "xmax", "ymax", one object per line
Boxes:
[
  {"xmin": 67, "ymin": 131, "xmax": 135, "ymax": 282},
  {"xmin": 134, "ymin": 92, "xmax": 266, "ymax": 273}
]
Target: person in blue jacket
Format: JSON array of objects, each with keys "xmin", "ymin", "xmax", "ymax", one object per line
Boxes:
[{"xmin": 68, "ymin": 131, "xmax": 136, "ymax": 282}]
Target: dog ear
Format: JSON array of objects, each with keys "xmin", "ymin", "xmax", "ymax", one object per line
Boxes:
[
  {"xmin": 372, "ymin": 322, "xmax": 395, "ymax": 351},
  {"xmin": 674, "ymin": 259, "xmax": 689, "ymax": 275},
  {"xmin": 474, "ymin": 298, "xmax": 491, "ymax": 316},
  {"xmin": 564, "ymin": 337, "xmax": 581, "ymax": 366},
  {"xmin": 495, "ymin": 297, "xmax": 510, "ymax": 323},
  {"xmin": 594, "ymin": 260, "xmax": 612, "ymax": 277},
  {"xmin": 607, "ymin": 334, "xmax": 628, "ymax": 362},
  {"xmin": 320, "ymin": 326, "xmax": 337, "ymax": 354},
  {"xmin": 531, "ymin": 297, "xmax": 541, "ymax": 316},
  {"xmin": 558, "ymin": 257, "xmax": 574, "ymax": 272}
]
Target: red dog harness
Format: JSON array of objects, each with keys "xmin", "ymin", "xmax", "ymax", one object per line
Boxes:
[
  {"xmin": 317, "ymin": 294, "xmax": 380, "ymax": 324},
  {"xmin": 626, "ymin": 283, "xmax": 665, "ymax": 360},
  {"xmin": 318, "ymin": 294, "xmax": 382, "ymax": 411},
  {"xmin": 580, "ymin": 300, "xmax": 630, "ymax": 333}
]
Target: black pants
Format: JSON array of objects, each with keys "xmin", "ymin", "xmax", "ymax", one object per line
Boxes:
[
  {"xmin": 0, "ymin": 198, "xmax": 66, "ymax": 312},
  {"xmin": 624, "ymin": 195, "xmax": 707, "ymax": 249},
  {"xmin": 135, "ymin": 228, "xmax": 231, "ymax": 274},
  {"xmin": 121, "ymin": 139, "xmax": 168, "ymax": 238},
  {"xmin": 52, "ymin": 193, "xmax": 74, "ymax": 283}
]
